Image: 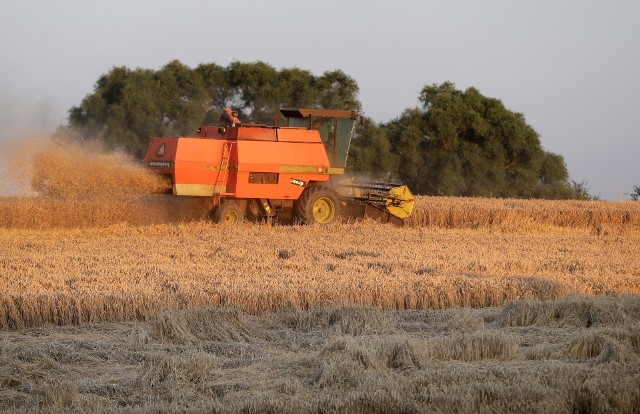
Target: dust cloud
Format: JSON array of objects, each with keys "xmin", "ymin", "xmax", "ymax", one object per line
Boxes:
[
  {"xmin": 0, "ymin": 132, "xmax": 216, "ymax": 230},
  {"xmin": 1, "ymin": 131, "xmax": 170, "ymax": 197},
  {"xmin": 26, "ymin": 136, "xmax": 169, "ymax": 197}
]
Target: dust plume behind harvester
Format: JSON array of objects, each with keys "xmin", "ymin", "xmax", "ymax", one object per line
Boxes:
[{"xmin": 144, "ymin": 108, "xmax": 414, "ymax": 225}]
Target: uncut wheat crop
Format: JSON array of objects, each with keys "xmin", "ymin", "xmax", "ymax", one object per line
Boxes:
[{"xmin": 2, "ymin": 221, "xmax": 639, "ymax": 329}]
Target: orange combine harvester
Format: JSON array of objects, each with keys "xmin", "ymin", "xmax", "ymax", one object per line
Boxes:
[{"xmin": 144, "ymin": 108, "xmax": 414, "ymax": 225}]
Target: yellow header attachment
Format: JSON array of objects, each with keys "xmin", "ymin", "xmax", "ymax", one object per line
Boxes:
[
  {"xmin": 385, "ymin": 185, "xmax": 415, "ymax": 220},
  {"xmin": 329, "ymin": 177, "xmax": 415, "ymax": 225}
]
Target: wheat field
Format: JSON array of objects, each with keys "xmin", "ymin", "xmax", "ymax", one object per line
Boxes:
[
  {"xmin": 1, "ymin": 221, "xmax": 639, "ymax": 329},
  {"xmin": 1, "ymin": 219, "xmax": 639, "ymax": 413},
  {"xmin": 1, "ymin": 137, "xmax": 639, "ymax": 412}
]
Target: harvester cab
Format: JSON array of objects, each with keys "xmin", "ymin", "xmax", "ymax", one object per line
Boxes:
[
  {"xmin": 144, "ymin": 108, "xmax": 414, "ymax": 225},
  {"xmin": 280, "ymin": 108, "xmax": 356, "ymax": 174}
]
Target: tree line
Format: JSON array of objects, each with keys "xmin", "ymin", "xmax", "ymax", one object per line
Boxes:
[{"xmin": 68, "ymin": 60, "xmax": 594, "ymax": 199}]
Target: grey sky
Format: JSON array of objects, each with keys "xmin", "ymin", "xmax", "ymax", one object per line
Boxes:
[{"xmin": 1, "ymin": 0, "xmax": 638, "ymax": 199}]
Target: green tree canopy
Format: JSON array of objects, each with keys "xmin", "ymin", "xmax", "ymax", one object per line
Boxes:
[
  {"xmin": 68, "ymin": 63, "xmax": 590, "ymax": 199},
  {"xmin": 382, "ymin": 82, "xmax": 579, "ymax": 198},
  {"xmin": 348, "ymin": 117, "xmax": 398, "ymax": 181},
  {"xmin": 69, "ymin": 60, "xmax": 360, "ymax": 158}
]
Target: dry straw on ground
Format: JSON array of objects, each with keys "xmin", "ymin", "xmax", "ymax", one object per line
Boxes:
[{"xmin": 1, "ymin": 296, "xmax": 639, "ymax": 413}]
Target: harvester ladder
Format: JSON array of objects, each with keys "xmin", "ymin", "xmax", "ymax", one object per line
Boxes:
[{"xmin": 215, "ymin": 141, "xmax": 235, "ymax": 195}]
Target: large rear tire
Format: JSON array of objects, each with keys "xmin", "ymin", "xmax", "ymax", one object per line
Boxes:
[
  {"xmin": 295, "ymin": 185, "xmax": 341, "ymax": 225},
  {"xmin": 213, "ymin": 201, "xmax": 244, "ymax": 225}
]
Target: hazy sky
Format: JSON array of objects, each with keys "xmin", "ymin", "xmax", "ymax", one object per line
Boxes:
[{"xmin": 1, "ymin": 0, "xmax": 638, "ymax": 199}]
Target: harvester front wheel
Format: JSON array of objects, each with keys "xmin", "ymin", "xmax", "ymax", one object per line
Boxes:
[
  {"xmin": 213, "ymin": 202, "xmax": 244, "ymax": 225},
  {"xmin": 296, "ymin": 186, "xmax": 341, "ymax": 225}
]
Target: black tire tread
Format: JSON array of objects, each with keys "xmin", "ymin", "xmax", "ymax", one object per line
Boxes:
[
  {"xmin": 213, "ymin": 201, "xmax": 245, "ymax": 224},
  {"xmin": 295, "ymin": 185, "xmax": 341, "ymax": 225}
]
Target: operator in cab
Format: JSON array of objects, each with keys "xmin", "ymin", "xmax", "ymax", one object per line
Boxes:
[{"xmin": 220, "ymin": 108, "xmax": 241, "ymax": 127}]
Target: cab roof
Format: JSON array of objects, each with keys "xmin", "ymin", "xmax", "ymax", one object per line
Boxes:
[{"xmin": 280, "ymin": 108, "xmax": 357, "ymax": 119}]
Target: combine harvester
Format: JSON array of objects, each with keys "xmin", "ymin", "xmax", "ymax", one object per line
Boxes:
[{"xmin": 144, "ymin": 108, "xmax": 414, "ymax": 225}]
